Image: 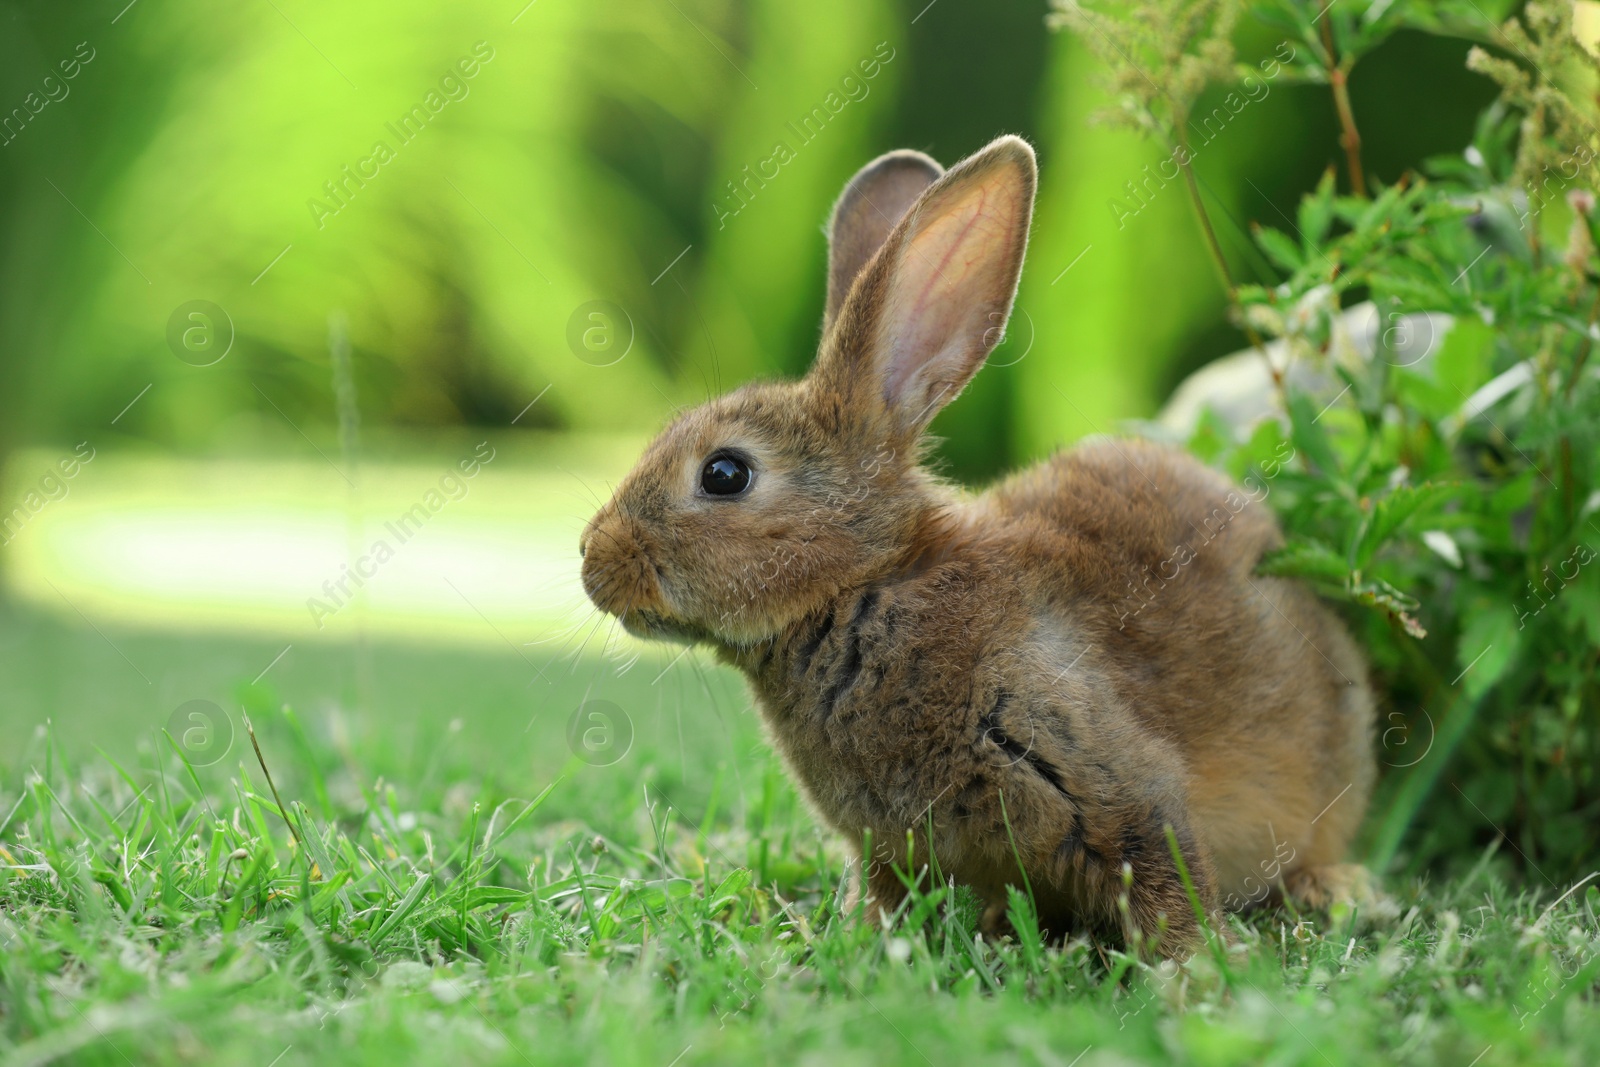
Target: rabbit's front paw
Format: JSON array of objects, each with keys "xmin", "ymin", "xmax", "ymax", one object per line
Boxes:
[{"xmin": 1283, "ymin": 862, "xmax": 1395, "ymax": 921}]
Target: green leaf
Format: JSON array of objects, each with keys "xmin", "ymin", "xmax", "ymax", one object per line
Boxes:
[
  {"xmin": 611, "ymin": 879, "xmax": 697, "ymax": 916},
  {"xmin": 465, "ymin": 886, "xmax": 531, "ymax": 910},
  {"xmin": 1456, "ymin": 598, "xmax": 1521, "ymax": 698},
  {"xmin": 1257, "ymin": 538, "xmax": 1349, "ymax": 585},
  {"xmin": 1252, "ymin": 2, "xmax": 1315, "ymax": 39},
  {"xmin": 1432, "ymin": 315, "xmax": 1494, "ymax": 398},
  {"xmin": 1351, "ymin": 482, "xmax": 1460, "ymax": 569},
  {"xmin": 1556, "ymin": 550, "xmax": 1600, "ymax": 645},
  {"xmin": 1392, "ymin": 365, "xmax": 1458, "ymax": 422},
  {"xmin": 1186, "ymin": 406, "xmax": 1233, "ymax": 464},
  {"xmin": 293, "ymin": 801, "xmax": 355, "ymax": 913},
  {"xmin": 1253, "ymin": 224, "xmax": 1306, "ymax": 273},
  {"xmin": 293, "ymin": 802, "xmax": 339, "ymax": 882},
  {"xmin": 1286, "ymin": 391, "xmax": 1343, "ymax": 483},
  {"xmin": 481, "ymin": 781, "xmax": 560, "ymax": 854},
  {"xmin": 1297, "ymin": 168, "xmax": 1337, "ymax": 250},
  {"xmin": 1394, "ymin": 0, "xmax": 1522, "ymax": 41},
  {"xmin": 310, "ymin": 869, "xmax": 353, "ymax": 913},
  {"xmin": 370, "ymin": 872, "xmax": 432, "ymax": 947},
  {"xmin": 708, "ymin": 868, "xmax": 754, "ymax": 913}
]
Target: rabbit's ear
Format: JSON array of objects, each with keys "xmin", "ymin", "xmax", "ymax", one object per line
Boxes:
[
  {"xmin": 820, "ymin": 135, "xmax": 1035, "ymax": 436},
  {"xmin": 825, "ymin": 150, "xmax": 944, "ymax": 334}
]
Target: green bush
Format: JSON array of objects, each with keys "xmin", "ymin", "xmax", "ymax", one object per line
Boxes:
[{"xmin": 1055, "ymin": 0, "xmax": 1600, "ymax": 875}]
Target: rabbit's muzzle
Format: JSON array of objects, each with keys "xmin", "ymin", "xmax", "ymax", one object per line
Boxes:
[{"xmin": 579, "ymin": 510, "xmax": 668, "ymax": 623}]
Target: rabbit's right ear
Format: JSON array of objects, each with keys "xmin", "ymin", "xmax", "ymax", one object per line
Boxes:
[
  {"xmin": 813, "ymin": 135, "xmax": 1036, "ymax": 440},
  {"xmin": 825, "ymin": 150, "xmax": 944, "ymax": 334}
]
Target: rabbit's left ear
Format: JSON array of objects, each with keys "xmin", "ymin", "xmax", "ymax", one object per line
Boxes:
[
  {"xmin": 825, "ymin": 149, "xmax": 944, "ymax": 335},
  {"xmin": 818, "ymin": 135, "xmax": 1036, "ymax": 436}
]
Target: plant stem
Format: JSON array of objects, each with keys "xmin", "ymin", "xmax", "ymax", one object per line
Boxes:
[
  {"xmin": 245, "ymin": 712, "xmax": 303, "ymax": 852},
  {"xmin": 1565, "ymin": 284, "xmax": 1600, "ymax": 399},
  {"xmin": 1174, "ymin": 123, "xmax": 1284, "ymax": 392},
  {"xmin": 1528, "ymin": 101, "xmax": 1547, "ymax": 266},
  {"xmin": 1320, "ymin": 18, "xmax": 1367, "ymax": 198},
  {"xmin": 1176, "ymin": 126, "xmax": 1235, "ymax": 293},
  {"xmin": 1557, "ymin": 283, "xmax": 1600, "ymax": 525}
]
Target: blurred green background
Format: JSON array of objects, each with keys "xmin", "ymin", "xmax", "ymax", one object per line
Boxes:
[
  {"xmin": 0, "ymin": 0, "xmax": 1497, "ymax": 736},
  {"xmin": 0, "ymin": 0, "xmax": 1499, "ymax": 471}
]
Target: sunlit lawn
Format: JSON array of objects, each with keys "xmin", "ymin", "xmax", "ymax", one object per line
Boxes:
[{"xmin": 1, "ymin": 451, "xmax": 1597, "ymax": 1066}]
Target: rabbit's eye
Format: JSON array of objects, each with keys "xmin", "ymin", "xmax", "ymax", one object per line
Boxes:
[{"xmin": 700, "ymin": 454, "xmax": 752, "ymax": 496}]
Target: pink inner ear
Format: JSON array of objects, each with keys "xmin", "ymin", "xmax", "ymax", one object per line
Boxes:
[{"xmin": 879, "ymin": 178, "xmax": 1023, "ymax": 412}]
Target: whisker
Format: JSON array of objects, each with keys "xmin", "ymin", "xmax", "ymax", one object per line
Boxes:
[
  {"xmin": 544, "ymin": 595, "xmax": 614, "ymax": 668},
  {"xmin": 684, "ymin": 641, "xmax": 748, "ymax": 819},
  {"xmin": 556, "ymin": 488, "xmax": 610, "ymax": 515},
  {"xmin": 568, "ymin": 577, "xmax": 638, "ymax": 674},
  {"xmin": 523, "ymin": 616, "xmax": 592, "ymax": 648},
  {"xmin": 568, "ymin": 589, "xmax": 635, "ymax": 705},
  {"xmin": 557, "ymin": 466, "xmax": 609, "ymax": 510}
]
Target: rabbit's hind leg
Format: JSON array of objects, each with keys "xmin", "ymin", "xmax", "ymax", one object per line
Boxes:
[
  {"xmin": 1034, "ymin": 799, "xmax": 1228, "ymax": 958},
  {"xmin": 1119, "ymin": 808, "xmax": 1230, "ymax": 957}
]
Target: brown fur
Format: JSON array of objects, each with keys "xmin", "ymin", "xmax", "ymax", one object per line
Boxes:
[{"xmin": 579, "ymin": 136, "xmax": 1376, "ymax": 956}]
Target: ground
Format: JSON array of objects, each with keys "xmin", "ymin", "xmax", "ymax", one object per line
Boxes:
[{"xmin": 0, "ymin": 598, "xmax": 1596, "ymax": 1067}]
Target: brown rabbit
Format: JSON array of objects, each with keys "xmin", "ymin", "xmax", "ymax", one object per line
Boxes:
[{"xmin": 579, "ymin": 135, "xmax": 1375, "ymax": 955}]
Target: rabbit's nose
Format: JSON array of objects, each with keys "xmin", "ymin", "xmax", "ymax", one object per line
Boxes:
[{"xmin": 579, "ymin": 515, "xmax": 668, "ymax": 620}]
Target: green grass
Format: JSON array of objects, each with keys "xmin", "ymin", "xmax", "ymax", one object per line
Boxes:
[{"xmin": 2, "ymin": 599, "xmax": 1598, "ymax": 1067}]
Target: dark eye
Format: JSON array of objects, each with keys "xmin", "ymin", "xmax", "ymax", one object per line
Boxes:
[{"xmin": 700, "ymin": 454, "xmax": 752, "ymax": 496}]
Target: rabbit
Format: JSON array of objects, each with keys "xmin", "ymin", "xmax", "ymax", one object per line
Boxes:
[{"xmin": 579, "ymin": 134, "xmax": 1376, "ymax": 956}]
